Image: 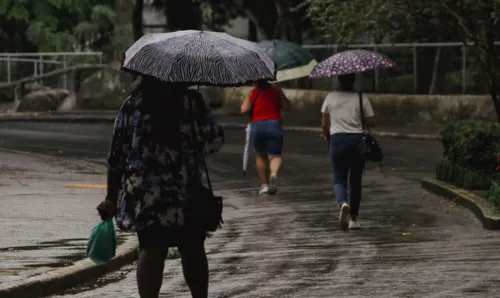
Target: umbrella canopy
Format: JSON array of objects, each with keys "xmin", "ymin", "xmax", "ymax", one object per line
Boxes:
[
  {"xmin": 309, "ymin": 49, "xmax": 395, "ymax": 79},
  {"xmin": 258, "ymin": 40, "xmax": 317, "ymax": 82},
  {"xmin": 122, "ymin": 30, "xmax": 277, "ymax": 86}
]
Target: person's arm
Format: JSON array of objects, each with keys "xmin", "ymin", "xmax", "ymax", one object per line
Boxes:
[
  {"xmin": 362, "ymin": 94, "xmax": 376, "ymax": 127},
  {"xmin": 240, "ymin": 90, "xmax": 253, "ymax": 114},
  {"xmin": 278, "ymin": 87, "xmax": 292, "ymax": 111},
  {"xmin": 321, "ymin": 113, "xmax": 331, "ymax": 142},
  {"xmin": 320, "ymin": 96, "xmax": 330, "ymax": 142},
  {"xmin": 105, "ymin": 109, "xmax": 128, "ymax": 203}
]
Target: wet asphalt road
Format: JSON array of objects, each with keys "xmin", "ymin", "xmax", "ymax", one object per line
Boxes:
[{"xmin": 0, "ymin": 122, "xmax": 499, "ymax": 297}]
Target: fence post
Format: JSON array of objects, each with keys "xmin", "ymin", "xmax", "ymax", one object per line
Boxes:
[
  {"xmin": 413, "ymin": 43, "xmax": 418, "ymax": 94},
  {"xmin": 39, "ymin": 55, "xmax": 44, "ymax": 85},
  {"xmin": 63, "ymin": 55, "xmax": 67, "ymax": 90},
  {"xmin": 461, "ymin": 44, "xmax": 466, "ymax": 94},
  {"xmin": 374, "ymin": 45, "xmax": 379, "ymax": 92},
  {"xmin": 6, "ymin": 55, "xmax": 11, "ymax": 83}
]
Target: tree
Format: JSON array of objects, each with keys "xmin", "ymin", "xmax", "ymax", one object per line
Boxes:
[
  {"xmin": 148, "ymin": 0, "xmax": 308, "ymax": 43},
  {"xmin": 132, "ymin": 0, "xmax": 144, "ymax": 40},
  {"xmin": 0, "ymin": 0, "xmax": 116, "ymax": 52},
  {"xmin": 305, "ymin": 0, "xmax": 500, "ymax": 119}
]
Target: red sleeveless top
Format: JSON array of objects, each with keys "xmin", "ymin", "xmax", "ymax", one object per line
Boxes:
[{"xmin": 249, "ymin": 86, "xmax": 281, "ymax": 122}]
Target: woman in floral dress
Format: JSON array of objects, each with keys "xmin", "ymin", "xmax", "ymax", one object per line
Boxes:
[{"xmin": 97, "ymin": 77, "xmax": 224, "ymax": 298}]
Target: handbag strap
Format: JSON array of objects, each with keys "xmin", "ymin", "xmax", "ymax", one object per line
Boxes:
[
  {"xmin": 188, "ymin": 95, "xmax": 213, "ymax": 194},
  {"xmin": 358, "ymin": 92, "xmax": 371, "ymax": 133}
]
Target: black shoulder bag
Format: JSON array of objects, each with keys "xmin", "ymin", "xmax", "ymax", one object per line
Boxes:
[
  {"xmin": 185, "ymin": 97, "xmax": 224, "ymax": 232},
  {"xmin": 357, "ymin": 92, "xmax": 384, "ymax": 162}
]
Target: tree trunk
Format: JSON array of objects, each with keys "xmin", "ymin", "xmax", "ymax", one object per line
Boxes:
[
  {"xmin": 489, "ymin": 83, "xmax": 500, "ymax": 121},
  {"xmin": 115, "ymin": 0, "xmax": 134, "ymax": 25},
  {"xmin": 275, "ymin": 0, "xmax": 302, "ymax": 44},
  {"xmin": 428, "ymin": 46, "xmax": 441, "ymax": 94},
  {"xmin": 165, "ymin": 0, "xmax": 202, "ymax": 30},
  {"xmin": 243, "ymin": 0, "xmax": 278, "ymax": 39},
  {"xmin": 132, "ymin": 0, "xmax": 144, "ymax": 41}
]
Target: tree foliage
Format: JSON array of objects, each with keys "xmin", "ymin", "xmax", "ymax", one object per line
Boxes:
[
  {"xmin": 305, "ymin": 0, "xmax": 500, "ymax": 119},
  {"xmin": 0, "ymin": 0, "xmax": 116, "ymax": 52}
]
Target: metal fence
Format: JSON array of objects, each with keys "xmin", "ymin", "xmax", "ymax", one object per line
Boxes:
[
  {"xmin": 0, "ymin": 52, "xmax": 103, "ymax": 90},
  {"xmin": 302, "ymin": 42, "xmax": 500, "ymax": 95},
  {"xmin": 2, "ymin": 43, "xmax": 498, "ymax": 95}
]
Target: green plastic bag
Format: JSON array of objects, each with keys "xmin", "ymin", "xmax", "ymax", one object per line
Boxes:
[{"xmin": 86, "ymin": 220, "xmax": 117, "ymax": 264}]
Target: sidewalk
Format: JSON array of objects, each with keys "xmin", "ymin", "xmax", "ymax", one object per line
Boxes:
[{"xmin": 0, "ymin": 150, "xmax": 108, "ymax": 288}]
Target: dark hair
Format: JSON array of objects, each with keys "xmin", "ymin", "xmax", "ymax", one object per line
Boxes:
[
  {"xmin": 256, "ymin": 79, "xmax": 272, "ymax": 90},
  {"xmin": 139, "ymin": 78, "xmax": 186, "ymax": 147},
  {"xmin": 338, "ymin": 74, "xmax": 356, "ymax": 91}
]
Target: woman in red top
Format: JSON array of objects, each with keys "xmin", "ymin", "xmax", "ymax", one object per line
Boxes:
[{"xmin": 241, "ymin": 80, "xmax": 292, "ymax": 195}]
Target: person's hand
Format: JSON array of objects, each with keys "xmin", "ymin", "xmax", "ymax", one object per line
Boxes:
[
  {"xmin": 320, "ymin": 133, "xmax": 330, "ymax": 143},
  {"xmin": 97, "ymin": 199, "xmax": 117, "ymax": 221}
]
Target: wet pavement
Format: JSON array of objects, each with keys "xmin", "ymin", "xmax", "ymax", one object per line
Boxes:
[
  {"xmin": 0, "ymin": 150, "xmax": 110, "ymax": 287},
  {"xmin": 0, "ymin": 122, "xmax": 498, "ymax": 297}
]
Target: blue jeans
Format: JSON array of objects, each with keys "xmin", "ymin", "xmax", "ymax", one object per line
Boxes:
[
  {"xmin": 250, "ymin": 120, "xmax": 284, "ymax": 156},
  {"xmin": 330, "ymin": 133, "xmax": 365, "ymax": 217}
]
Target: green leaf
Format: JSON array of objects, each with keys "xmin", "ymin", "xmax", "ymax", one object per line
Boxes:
[
  {"xmin": 91, "ymin": 5, "xmax": 116, "ymax": 28},
  {"xmin": 7, "ymin": 6, "xmax": 29, "ymax": 21}
]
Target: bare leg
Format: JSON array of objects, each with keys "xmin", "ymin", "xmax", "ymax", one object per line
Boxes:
[
  {"xmin": 269, "ymin": 156, "xmax": 282, "ymax": 176},
  {"xmin": 137, "ymin": 247, "xmax": 169, "ymax": 298},
  {"xmin": 256, "ymin": 154, "xmax": 269, "ymax": 184},
  {"xmin": 178, "ymin": 242, "xmax": 209, "ymax": 298}
]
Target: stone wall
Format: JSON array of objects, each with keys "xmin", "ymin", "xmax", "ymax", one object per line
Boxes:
[{"xmin": 220, "ymin": 87, "xmax": 497, "ymax": 126}]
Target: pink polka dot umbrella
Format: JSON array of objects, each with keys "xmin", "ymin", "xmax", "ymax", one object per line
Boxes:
[{"xmin": 308, "ymin": 49, "xmax": 395, "ymax": 78}]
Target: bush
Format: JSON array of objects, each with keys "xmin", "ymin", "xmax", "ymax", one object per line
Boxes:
[
  {"xmin": 440, "ymin": 121, "xmax": 500, "ymax": 173},
  {"xmin": 436, "ymin": 161, "xmax": 493, "ymax": 190},
  {"xmin": 437, "ymin": 121, "xmax": 500, "ymax": 190},
  {"xmin": 488, "ymin": 181, "xmax": 500, "ymax": 206}
]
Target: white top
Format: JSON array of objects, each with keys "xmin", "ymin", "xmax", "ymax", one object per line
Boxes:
[{"xmin": 321, "ymin": 91, "xmax": 375, "ymax": 135}]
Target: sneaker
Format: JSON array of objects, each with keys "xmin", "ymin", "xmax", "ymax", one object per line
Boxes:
[
  {"xmin": 268, "ymin": 173, "xmax": 278, "ymax": 195},
  {"xmin": 339, "ymin": 203, "xmax": 349, "ymax": 231},
  {"xmin": 259, "ymin": 184, "xmax": 269, "ymax": 194},
  {"xmin": 348, "ymin": 220, "xmax": 361, "ymax": 230}
]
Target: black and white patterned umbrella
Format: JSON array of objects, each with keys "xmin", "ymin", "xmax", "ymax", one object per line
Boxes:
[{"xmin": 122, "ymin": 30, "xmax": 277, "ymax": 86}]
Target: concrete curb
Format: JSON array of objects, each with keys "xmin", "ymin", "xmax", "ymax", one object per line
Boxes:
[
  {"xmin": 0, "ymin": 234, "xmax": 138, "ymax": 298},
  {"xmin": 0, "ymin": 113, "xmax": 441, "ymax": 141},
  {"xmin": 421, "ymin": 179, "xmax": 500, "ymax": 230}
]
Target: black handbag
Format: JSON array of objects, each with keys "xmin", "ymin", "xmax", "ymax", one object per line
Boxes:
[
  {"xmin": 357, "ymin": 92, "xmax": 384, "ymax": 162},
  {"xmin": 186, "ymin": 97, "xmax": 224, "ymax": 232}
]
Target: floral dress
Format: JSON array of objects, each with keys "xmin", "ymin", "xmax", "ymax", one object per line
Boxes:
[{"xmin": 106, "ymin": 88, "xmax": 224, "ymax": 234}]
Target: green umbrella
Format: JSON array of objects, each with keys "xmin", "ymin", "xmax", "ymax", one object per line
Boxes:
[{"xmin": 258, "ymin": 40, "xmax": 317, "ymax": 82}]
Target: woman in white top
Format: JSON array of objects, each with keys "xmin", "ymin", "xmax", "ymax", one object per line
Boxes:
[{"xmin": 321, "ymin": 74, "xmax": 376, "ymax": 231}]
